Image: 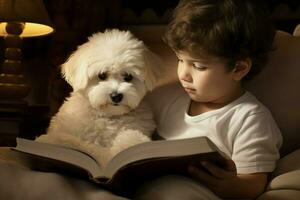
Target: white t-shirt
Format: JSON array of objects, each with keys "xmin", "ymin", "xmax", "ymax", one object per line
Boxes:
[{"xmin": 147, "ymin": 82, "xmax": 282, "ymax": 174}]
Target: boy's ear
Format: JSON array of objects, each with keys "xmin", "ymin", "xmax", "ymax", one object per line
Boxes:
[{"xmin": 232, "ymin": 58, "xmax": 252, "ymax": 81}]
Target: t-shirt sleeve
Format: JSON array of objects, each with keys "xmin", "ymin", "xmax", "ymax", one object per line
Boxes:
[{"xmin": 232, "ymin": 111, "xmax": 282, "ymax": 174}]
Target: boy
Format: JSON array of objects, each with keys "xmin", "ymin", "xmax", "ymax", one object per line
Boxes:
[{"xmin": 135, "ymin": 0, "xmax": 282, "ymax": 199}]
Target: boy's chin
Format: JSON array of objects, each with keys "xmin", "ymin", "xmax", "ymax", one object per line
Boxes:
[
  {"xmin": 187, "ymin": 93, "xmax": 199, "ymax": 100},
  {"xmin": 188, "ymin": 94, "xmax": 207, "ymax": 103}
]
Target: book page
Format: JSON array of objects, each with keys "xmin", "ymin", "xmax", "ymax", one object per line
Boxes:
[
  {"xmin": 13, "ymin": 138, "xmax": 103, "ymax": 178},
  {"xmin": 104, "ymin": 136, "xmax": 219, "ymax": 178}
]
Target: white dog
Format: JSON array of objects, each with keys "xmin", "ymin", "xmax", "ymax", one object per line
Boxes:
[{"xmin": 36, "ymin": 29, "xmax": 160, "ymax": 167}]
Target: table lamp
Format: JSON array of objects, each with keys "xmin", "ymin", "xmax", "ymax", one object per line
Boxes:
[{"xmin": 0, "ymin": 0, "xmax": 54, "ymax": 100}]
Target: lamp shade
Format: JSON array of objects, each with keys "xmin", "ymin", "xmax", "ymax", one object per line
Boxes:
[{"xmin": 0, "ymin": 0, "xmax": 54, "ymax": 37}]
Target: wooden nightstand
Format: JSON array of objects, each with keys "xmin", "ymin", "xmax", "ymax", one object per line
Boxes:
[
  {"xmin": 0, "ymin": 100, "xmax": 27, "ymax": 146},
  {"xmin": 0, "ymin": 101, "xmax": 50, "ymax": 146}
]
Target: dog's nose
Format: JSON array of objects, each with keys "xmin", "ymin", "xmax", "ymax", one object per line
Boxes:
[{"xmin": 110, "ymin": 92, "xmax": 123, "ymax": 103}]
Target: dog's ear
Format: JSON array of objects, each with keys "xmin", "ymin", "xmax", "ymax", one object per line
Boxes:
[
  {"xmin": 61, "ymin": 45, "xmax": 89, "ymax": 91},
  {"xmin": 143, "ymin": 49, "xmax": 162, "ymax": 91}
]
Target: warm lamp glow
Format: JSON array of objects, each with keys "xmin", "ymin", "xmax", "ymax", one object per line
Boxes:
[
  {"xmin": 0, "ymin": 0, "xmax": 54, "ymax": 37},
  {"xmin": 0, "ymin": 22, "xmax": 54, "ymax": 37}
]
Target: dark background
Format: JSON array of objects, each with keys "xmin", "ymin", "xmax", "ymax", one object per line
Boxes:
[{"xmin": 0, "ymin": 0, "xmax": 300, "ymax": 142}]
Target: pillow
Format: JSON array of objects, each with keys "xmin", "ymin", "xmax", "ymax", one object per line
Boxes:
[{"xmin": 245, "ymin": 31, "xmax": 300, "ymax": 156}]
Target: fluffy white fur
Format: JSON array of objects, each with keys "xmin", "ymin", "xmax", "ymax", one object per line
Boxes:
[{"xmin": 36, "ymin": 29, "xmax": 161, "ymax": 167}]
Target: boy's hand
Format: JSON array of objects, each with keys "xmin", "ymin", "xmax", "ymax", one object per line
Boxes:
[
  {"xmin": 188, "ymin": 159, "xmax": 237, "ymax": 196},
  {"xmin": 188, "ymin": 159, "xmax": 267, "ymax": 199}
]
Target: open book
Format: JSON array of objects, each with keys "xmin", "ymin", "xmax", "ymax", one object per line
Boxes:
[{"xmin": 12, "ymin": 137, "xmax": 226, "ymax": 196}]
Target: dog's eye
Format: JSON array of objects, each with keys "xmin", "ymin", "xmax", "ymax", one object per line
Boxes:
[
  {"xmin": 123, "ymin": 73, "xmax": 133, "ymax": 82},
  {"xmin": 98, "ymin": 72, "xmax": 107, "ymax": 80}
]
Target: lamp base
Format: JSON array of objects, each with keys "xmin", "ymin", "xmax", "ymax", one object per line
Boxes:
[
  {"xmin": 0, "ymin": 82, "xmax": 30, "ymax": 99},
  {"xmin": 0, "ymin": 22, "xmax": 30, "ymax": 100},
  {"xmin": 0, "ymin": 73, "xmax": 30, "ymax": 99}
]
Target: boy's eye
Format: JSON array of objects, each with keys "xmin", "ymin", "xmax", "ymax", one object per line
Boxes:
[
  {"xmin": 123, "ymin": 73, "xmax": 133, "ymax": 82},
  {"xmin": 193, "ymin": 63, "xmax": 207, "ymax": 71},
  {"xmin": 98, "ymin": 72, "xmax": 107, "ymax": 80}
]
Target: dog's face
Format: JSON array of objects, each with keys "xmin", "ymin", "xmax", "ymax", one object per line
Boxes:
[
  {"xmin": 86, "ymin": 54, "xmax": 150, "ymax": 116},
  {"xmin": 61, "ymin": 29, "xmax": 160, "ymax": 116}
]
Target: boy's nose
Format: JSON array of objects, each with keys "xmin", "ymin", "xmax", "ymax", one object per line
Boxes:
[{"xmin": 178, "ymin": 64, "xmax": 192, "ymax": 82}]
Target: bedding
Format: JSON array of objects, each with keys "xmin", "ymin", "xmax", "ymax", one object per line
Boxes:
[{"xmin": 0, "ymin": 148, "xmax": 127, "ymax": 200}]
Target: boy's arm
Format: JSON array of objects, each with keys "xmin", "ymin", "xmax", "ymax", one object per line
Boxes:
[{"xmin": 188, "ymin": 159, "xmax": 268, "ymax": 199}]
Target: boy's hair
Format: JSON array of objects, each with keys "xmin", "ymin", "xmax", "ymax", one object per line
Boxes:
[{"xmin": 163, "ymin": 0, "xmax": 275, "ymax": 80}]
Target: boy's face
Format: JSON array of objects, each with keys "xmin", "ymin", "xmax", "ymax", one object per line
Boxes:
[{"xmin": 176, "ymin": 51, "xmax": 242, "ymax": 104}]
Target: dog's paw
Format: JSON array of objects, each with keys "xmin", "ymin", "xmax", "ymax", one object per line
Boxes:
[
  {"xmin": 35, "ymin": 134, "xmax": 59, "ymax": 144},
  {"xmin": 110, "ymin": 129, "xmax": 151, "ymax": 155},
  {"xmin": 36, "ymin": 133, "xmax": 83, "ymax": 148}
]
